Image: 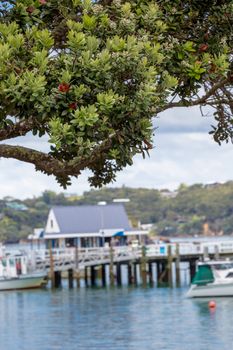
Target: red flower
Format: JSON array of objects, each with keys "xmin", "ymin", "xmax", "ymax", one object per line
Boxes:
[
  {"xmin": 68, "ymin": 102, "xmax": 77, "ymax": 110},
  {"xmin": 199, "ymin": 44, "xmax": 209, "ymax": 52},
  {"xmin": 39, "ymin": 0, "xmax": 47, "ymax": 4},
  {"xmin": 58, "ymin": 83, "xmax": 70, "ymax": 93},
  {"xmin": 26, "ymin": 6, "xmax": 35, "ymax": 14}
]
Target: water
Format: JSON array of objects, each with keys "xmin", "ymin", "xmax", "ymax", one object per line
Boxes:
[
  {"xmin": 1, "ymin": 285, "xmax": 233, "ymax": 350},
  {"xmin": 170, "ymin": 236, "xmax": 233, "ymax": 243}
]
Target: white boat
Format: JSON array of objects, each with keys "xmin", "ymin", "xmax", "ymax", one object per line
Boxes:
[
  {"xmin": 0, "ymin": 247, "xmax": 47, "ymax": 291},
  {"xmin": 0, "ymin": 273, "xmax": 47, "ymax": 291},
  {"xmin": 187, "ymin": 260, "xmax": 233, "ymax": 297}
]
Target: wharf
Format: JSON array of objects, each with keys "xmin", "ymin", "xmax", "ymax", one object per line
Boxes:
[{"xmin": 24, "ymin": 240, "xmax": 233, "ymax": 288}]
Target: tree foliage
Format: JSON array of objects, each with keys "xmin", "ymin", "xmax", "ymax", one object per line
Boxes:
[
  {"xmin": 2, "ymin": 182, "xmax": 233, "ymax": 241},
  {"xmin": 0, "ymin": 0, "xmax": 232, "ymax": 187}
]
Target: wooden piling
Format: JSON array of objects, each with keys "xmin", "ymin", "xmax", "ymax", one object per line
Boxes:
[
  {"xmin": 133, "ymin": 263, "xmax": 138, "ymax": 286},
  {"xmin": 68, "ymin": 268, "xmax": 73, "ymax": 289},
  {"xmin": 90, "ymin": 265, "xmax": 96, "ymax": 287},
  {"xmin": 75, "ymin": 245, "xmax": 80, "ymax": 288},
  {"xmin": 189, "ymin": 260, "xmax": 196, "ymax": 282},
  {"xmin": 49, "ymin": 246, "xmax": 55, "ymax": 288},
  {"xmin": 75, "ymin": 269, "xmax": 80, "ymax": 288},
  {"xmin": 148, "ymin": 262, "xmax": 153, "ymax": 286},
  {"xmin": 128, "ymin": 263, "xmax": 133, "ymax": 286},
  {"xmin": 167, "ymin": 245, "xmax": 173, "ymax": 287},
  {"xmin": 116, "ymin": 262, "xmax": 122, "ymax": 286},
  {"xmin": 175, "ymin": 244, "xmax": 181, "ymax": 287},
  {"xmin": 158, "ymin": 261, "xmax": 168, "ymax": 286},
  {"xmin": 156, "ymin": 262, "xmax": 160, "ymax": 284},
  {"xmin": 54, "ymin": 271, "xmax": 61, "ymax": 288},
  {"xmin": 109, "ymin": 245, "xmax": 115, "ymax": 287},
  {"xmin": 140, "ymin": 245, "xmax": 147, "ymax": 287},
  {"xmin": 101, "ymin": 264, "xmax": 106, "ymax": 287},
  {"xmin": 84, "ymin": 266, "xmax": 89, "ymax": 287}
]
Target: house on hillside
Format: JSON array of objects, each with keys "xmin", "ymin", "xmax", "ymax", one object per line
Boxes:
[
  {"xmin": 44, "ymin": 204, "xmax": 148, "ymax": 248},
  {"xmin": 159, "ymin": 189, "xmax": 178, "ymax": 199},
  {"xmin": 6, "ymin": 202, "xmax": 28, "ymax": 211}
]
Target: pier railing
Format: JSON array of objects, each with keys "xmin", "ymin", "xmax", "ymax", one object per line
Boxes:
[{"xmin": 21, "ymin": 240, "xmax": 233, "ymax": 272}]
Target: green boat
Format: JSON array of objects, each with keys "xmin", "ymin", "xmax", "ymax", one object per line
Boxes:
[{"xmin": 187, "ymin": 260, "xmax": 233, "ymax": 297}]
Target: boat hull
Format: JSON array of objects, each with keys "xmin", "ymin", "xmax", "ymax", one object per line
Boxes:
[
  {"xmin": 0, "ymin": 274, "xmax": 47, "ymax": 291},
  {"xmin": 187, "ymin": 282, "xmax": 233, "ymax": 298}
]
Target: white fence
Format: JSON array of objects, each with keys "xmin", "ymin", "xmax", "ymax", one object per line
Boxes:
[{"xmin": 15, "ymin": 240, "xmax": 233, "ymax": 272}]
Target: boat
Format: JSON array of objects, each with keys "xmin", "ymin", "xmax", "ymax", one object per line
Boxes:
[
  {"xmin": 187, "ymin": 259, "xmax": 233, "ymax": 297},
  {"xmin": 0, "ymin": 247, "xmax": 47, "ymax": 291}
]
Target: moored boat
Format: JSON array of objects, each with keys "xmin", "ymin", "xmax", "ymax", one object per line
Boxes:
[
  {"xmin": 0, "ymin": 246, "xmax": 47, "ymax": 291},
  {"xmin": 187, "ymin": 260, "xmax": 233, "ymax": 298},
  {"xmin": 0, "ymin": 273, "xmax": 47, "ymax": 291}
]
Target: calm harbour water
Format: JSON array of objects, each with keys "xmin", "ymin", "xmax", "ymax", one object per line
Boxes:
[{"xmin": 1, "ymin": 284, "xmax": 233, "ymax": 350}]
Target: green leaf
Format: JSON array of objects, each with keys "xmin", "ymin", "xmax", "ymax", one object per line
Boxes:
[{"xmin": 83, "ymin": 15, "xmax": 96, "ymax": 31}]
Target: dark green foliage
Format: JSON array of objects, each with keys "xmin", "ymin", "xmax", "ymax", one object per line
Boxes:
[{"xmin": 0, "ymin": 1, "xmax": 232, "ymax": 188}]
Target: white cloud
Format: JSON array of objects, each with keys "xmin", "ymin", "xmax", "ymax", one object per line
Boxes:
[
  {"xmin": 0, "ymin": 106, "xmax": 232, "ymax": 199},
  {"xmin": 0, "ymin": 159, "xmax": 91, "ymax": 199},
  {"xmin": 112, "ymin": 131, "xmax": 233, "ymax": 190},
  {"xmin": 156, "ymin": 105, "xmax": 215, "ymax": 133}
]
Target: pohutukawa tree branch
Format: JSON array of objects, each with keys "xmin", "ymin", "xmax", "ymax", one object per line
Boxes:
[
  {"xmin": 0, "ymin": 144, "xmax": 68, "ymax": 176},
  {"xmin": 0, "ymin": 134, "xmax": 116, "ymax": 185},
  {"xmin": 0, "ymin": 117, "xmax": 40, "ymax": 141},
  {"xmin": 156, "ymin": 77, "xmax": 232, "ymax": 114}
]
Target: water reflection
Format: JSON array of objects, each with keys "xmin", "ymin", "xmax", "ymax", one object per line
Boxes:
[{"xmin": 0, "ymin": 286, "xmax": 233, "ymax": 350}]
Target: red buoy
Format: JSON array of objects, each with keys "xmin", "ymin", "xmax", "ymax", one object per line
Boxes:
[{"xmin": 208, "ymin": 300, "xmax": 216, "ymax": 309}]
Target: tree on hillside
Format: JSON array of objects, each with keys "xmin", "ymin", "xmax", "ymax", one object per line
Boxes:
[{"xmin": 0, "ymin": 0, "xmax": 232, "ymax": 187}]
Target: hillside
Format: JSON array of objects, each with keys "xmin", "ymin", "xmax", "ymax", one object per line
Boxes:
[{"xmin": 1, "ymin": 181, "xmax": 233, "ymax": 242}]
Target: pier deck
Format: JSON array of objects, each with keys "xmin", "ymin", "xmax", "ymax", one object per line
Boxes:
[
  {"xmin": 28, "ymin": 240, "xmax": 233, "ymax": 270},
  {"xmin": 19, "ymin": 240, "xmax": 233, "ymax": 288}
]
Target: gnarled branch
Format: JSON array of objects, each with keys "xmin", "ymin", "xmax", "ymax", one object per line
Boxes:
[
  {"xmin": 156, "ymin": 77, "xmax": 231, "ymax": 114},
  {"xmin": 0, "ymin": 117, "xmax": 40, "ymax": 141},
  {"xmin": 0, "ymin": 134, "xmax": 115, "ymax": 181},
  {"xmin": 0, "ymin": 144, "xmax": 68, "ymax": 176}
]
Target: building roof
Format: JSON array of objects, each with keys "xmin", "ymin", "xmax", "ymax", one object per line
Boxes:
[{"xmin": 51, "ymin": 204, "xmax": 132, "ymax": 234}]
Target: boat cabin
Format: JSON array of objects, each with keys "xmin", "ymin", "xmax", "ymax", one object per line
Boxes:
[{"xmin": 0, "ymin": 254, "xmax": 28, "ymax": 279}]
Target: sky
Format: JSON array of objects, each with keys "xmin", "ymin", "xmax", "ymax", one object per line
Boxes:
[{"xmin": 1, "ymin": 105, "xmax": 233, "ymax": 199}]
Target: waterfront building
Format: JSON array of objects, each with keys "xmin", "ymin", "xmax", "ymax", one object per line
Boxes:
[
  {"xmin": 28, "ymin": 228, "xmax": 45, "ymax": 248},
  {"xmin": 44, "ymin": 204, "xmax": 148, "ymax": 248}
]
